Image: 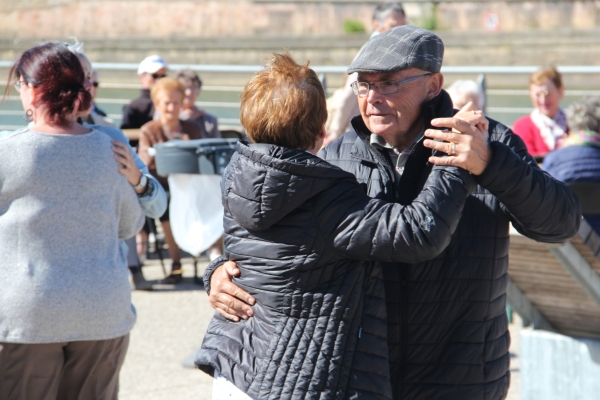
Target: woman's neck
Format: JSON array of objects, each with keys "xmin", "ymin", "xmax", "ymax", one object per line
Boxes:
[
  {"xmin": 32, "ymin": 117, "xmax": 90, "ymax": 135},
  {"xmin": 162, "ymin": 118, "xmax": 181, "ymax": 135}
]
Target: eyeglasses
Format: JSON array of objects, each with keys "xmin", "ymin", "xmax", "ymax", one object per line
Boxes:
[
  {"xmin": 350, "ymin": 73, "xmax": 432, "ymax": 97},
  {"xmin": 151, "ymin": 73, "xmax": 167, "ymax": 80},
  {"xmin": 13, "ymin": 80, "xmax": 26, "ymax": 91},
  {"xmin": 92, "ymin": 81, "xmax": 99, "ymax": 88}
]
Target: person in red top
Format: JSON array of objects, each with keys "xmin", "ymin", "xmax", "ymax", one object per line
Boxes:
[{"xmin": 513, "ymin": 66, "xmax": 567, "ymax": 158}]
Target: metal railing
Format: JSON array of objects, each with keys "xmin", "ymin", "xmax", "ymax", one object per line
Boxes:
[{"xmin": 2, "ymin": 63, "xmax": 600, "ymax": 130}]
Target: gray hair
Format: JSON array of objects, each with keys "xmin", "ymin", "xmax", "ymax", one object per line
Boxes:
[
  {"xmin": 64, "ymin": 39, "xmax": 92, "ymax": 73},
  {"xmin": 566, "ymin": 96, "xmax": 600, "ymax": 132},
  {"xmin": 446, "ymin": 80, "xmax": 485, "ymax": 109},
  {"xmin": 372, "ymin": 3, "xmax": 405, "ymax": 24}
]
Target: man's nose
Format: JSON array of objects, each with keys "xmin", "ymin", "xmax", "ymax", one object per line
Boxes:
[{"xmin": 366, "ymin": 85, "xmax": 384, "ymax": 103}]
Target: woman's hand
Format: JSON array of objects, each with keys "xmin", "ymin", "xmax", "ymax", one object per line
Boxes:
[
  {"xmin": 423, "ymin": 117, "xmax": 491, "ymax": 176},
  {"xmin": 453, "ymin": 101, "xmax": 489, "ymax": 134},
  {"xmin": 112, "ymin": 140, "xmax": 144, "ymax": 192}
]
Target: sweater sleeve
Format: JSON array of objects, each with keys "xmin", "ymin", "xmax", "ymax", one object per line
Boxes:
[
  {"xmin": 475, "ymin": 125, "xmax": 581, "ymax": 243},
  {"xmin": 117, "ymin": 179, "xmax": 145, "ymax": 240},
  {"xmin": 321, "ymin": 165, "xmax": 476, "ymax": 264}
]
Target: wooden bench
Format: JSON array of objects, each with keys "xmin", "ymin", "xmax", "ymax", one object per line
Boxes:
[{"xmin": 508, "ymin": 219, "xmax": 600, "ymax": 339}]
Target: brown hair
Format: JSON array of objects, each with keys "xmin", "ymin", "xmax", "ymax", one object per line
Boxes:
[
  {"xmin": 5, "ymin": 42, "xmax": 92, "ymax": 128},
  {"xmin": 530, "ymin": 66, "xmax": 563, "ymax": 89},
  {"xmin": 150, "ymin": 77, "xmax": 185, "ymax": 103},
  {"xmin": 240, "ymin": 53, "xmax": 327, "ymax": 150}
]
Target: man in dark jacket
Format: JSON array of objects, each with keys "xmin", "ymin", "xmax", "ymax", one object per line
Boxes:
[
  {"xmin": 120, "ymin": 55, "xmax": 168, "ymax": 129},
  {"xmin": 205, "ymin": 26, "xmax": 581, "ymax": 399}
]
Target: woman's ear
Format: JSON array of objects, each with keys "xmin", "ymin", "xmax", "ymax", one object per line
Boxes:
[
  {"xmin": 426, "ymin": 73, "xmax": 444, "ymax": 101},
  {"xmin": 318, "ymin": 126, "xmax": 327, "ymax": 139},
  {"xmin": 27, "ymin": 83, "xmax": 38, "ymax": 108}
]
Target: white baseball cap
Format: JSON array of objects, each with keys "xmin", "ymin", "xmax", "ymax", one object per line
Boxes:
[{"xmin": 137, "ymin": 55, "xmax": 168, "ymax": 75}]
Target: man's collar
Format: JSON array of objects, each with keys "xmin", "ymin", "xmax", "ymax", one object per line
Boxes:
[{"xmin": 370, "ymin": 127, "xmax": 424, "ymax": 153}]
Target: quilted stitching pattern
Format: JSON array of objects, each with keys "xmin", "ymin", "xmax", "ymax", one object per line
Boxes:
[
  {"xmin": 196, "ymin": 137, "xmax": 476, "ymax": 399},
  {"xmin": 318, "ymin": 92, "xmax": 579, "ymax": 400}
]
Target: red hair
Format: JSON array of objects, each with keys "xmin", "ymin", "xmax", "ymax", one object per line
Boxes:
[
  {"xmin": 5, "ymin": 42, "xmax": 92, "ymax": 127},
  {"xmin": 240, "ymin": 53, "xmax": 327, "ymax": 150}
]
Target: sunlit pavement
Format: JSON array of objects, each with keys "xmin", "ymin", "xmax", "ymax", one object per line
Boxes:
[
  {"xmin": 119, "ymin": 257, "xmax": 522, "ymax": 400},
  {"xmin": 119, "ymin": 258, "xmax": 214, "ymax": 400}
]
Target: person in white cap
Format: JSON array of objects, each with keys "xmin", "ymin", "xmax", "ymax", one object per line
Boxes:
[{"xmin": 120, "ymin": 55, "xmax": 168, "ymax": 129}]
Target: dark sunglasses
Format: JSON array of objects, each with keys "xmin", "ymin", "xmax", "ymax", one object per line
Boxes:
[
  {"xmin": 151, "ymin": 73, "xmax": 167, "ymax": 80},
  {"xmin": 92, "ymin": 82, "xmax": 99, "ymax": 88}
]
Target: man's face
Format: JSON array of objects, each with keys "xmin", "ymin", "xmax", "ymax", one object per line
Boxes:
[
  {"xmin": 180, "ymin": 79, "xmax": 200, "ymax": 109},
  {"xmin": 356, "ymin": 68, "xmax": 434, "ymax": 147},
  {"xmin": 375, "ymin": 11, "xmax": 406, "ymax": 33},
  {"xmin": 139, "ymin": 67, "xmax": 167, "ymax": 89},
  {"xmin": 90, "ymin": 70, "xmax": 99, "ymax": 100},
  {"xmin": 529, "ymin": 79, "xmax": 564, "ymax": 119}
]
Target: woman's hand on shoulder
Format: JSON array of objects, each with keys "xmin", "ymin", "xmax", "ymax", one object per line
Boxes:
[{"xmin": 112, "ymin": 140, "xmax": 144, "ymax": 190}]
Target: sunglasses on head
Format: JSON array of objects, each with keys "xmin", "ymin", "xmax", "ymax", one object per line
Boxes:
[{"xmin": 151, "ymin": 73, "xmax": 166, "ymax": 80}]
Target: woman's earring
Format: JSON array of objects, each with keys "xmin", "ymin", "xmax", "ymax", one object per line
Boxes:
[{"xmin": 23, "ymin": 109, "xmax": 33, "ymax": 123}]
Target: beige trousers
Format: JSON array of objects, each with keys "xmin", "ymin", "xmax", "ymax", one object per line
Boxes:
[{"xmin": 0, "ymin": 334, "xmax": 129, "ymax": 400}]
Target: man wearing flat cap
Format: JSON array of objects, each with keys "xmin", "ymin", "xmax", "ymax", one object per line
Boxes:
[{"xmin": 206, "ymin": 26, "xmax": 581, "ymax": 399}]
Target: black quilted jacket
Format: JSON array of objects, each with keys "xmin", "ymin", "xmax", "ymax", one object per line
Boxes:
[
  {"xmin": 317, "ymin": 91, "xmax": 581, "ymax": 399},
  {"xmin": 196, "ymin": 140, "xmax": 476, "ymax": 399}
]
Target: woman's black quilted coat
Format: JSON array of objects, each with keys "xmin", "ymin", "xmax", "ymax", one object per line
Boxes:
[{"xmin": 196, "ymin": 141, "xmax": 476, "ymax": 399}]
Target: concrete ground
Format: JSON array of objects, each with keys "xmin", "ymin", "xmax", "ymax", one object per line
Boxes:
[{"xmin": 119, "ymin": 258, "xmax": 522, "ymax": 400}]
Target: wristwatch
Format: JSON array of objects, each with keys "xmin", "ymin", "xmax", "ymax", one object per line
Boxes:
[{"xmin": 133, "ymin": 173, "xmax": 148, "ymax": 191}]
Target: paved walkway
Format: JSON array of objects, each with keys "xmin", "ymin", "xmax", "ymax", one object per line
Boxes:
[{"xmin": 119, "ymin": 258, "xmax": 522, "ymax": 399}]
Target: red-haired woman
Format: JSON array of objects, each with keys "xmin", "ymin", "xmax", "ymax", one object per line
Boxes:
[{"xmin": 0, "ymin": 42, "xmax": 144, "ymax": 399}]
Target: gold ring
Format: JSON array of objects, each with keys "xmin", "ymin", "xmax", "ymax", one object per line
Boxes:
[
  {"xmin": 472, "ymin": 110, "xmax": 476, "ymax": 115},
  {"xmin": 451, "ymin": 143, "xmax": 456, "ymax": 155}
]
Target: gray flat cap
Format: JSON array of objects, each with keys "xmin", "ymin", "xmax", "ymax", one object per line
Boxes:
[{"xmin": 348, "ymin": 25, "xmax": 444, "ymax": 74}]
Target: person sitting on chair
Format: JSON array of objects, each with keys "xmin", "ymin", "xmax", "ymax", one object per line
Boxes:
[{"xmin": 138, "ymin": 77, "xmax": 203, "ymax": 283}]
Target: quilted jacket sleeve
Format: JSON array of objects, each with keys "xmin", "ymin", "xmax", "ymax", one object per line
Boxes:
[
  {"xmin": 475, "ymin": 123, "xmax": 581, "ymax": 243},
  {"xmin": 322, "ymin": 165, "xmax": 476, "ymax": 264}
]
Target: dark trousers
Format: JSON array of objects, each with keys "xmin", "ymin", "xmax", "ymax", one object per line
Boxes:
[{"xmin": 0, "ymin": 334, "xmax": 129, "ymax": 400}]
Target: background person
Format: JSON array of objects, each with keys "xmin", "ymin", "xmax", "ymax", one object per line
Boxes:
[
  {"xmin": 196, "ymin": 52, "xmax": 478, "ymax": 400},
  {"xmin": 138, "ymin": 77, "xmax": 203, "ymax": 284},
  {"xmin": 176, "ymin": 69, "xmax": 221, "ymax": 139},
  {"xmin": 543, "ymin": 96, "xmax": 600, "ymax": 234},
  {"xmin": 66, "ymin": 42, "xmax": 168, "ymax": 290},
  {"xmin": 175, "ymin": 68, "xmax": 224, "ymax": 261},
  {"xmin": 513, "ymin": 66, "xmax": 567, "ymax": 158},
  {"xmin": 205, "ymin": 26, "xmax": 581, "ymax": 400},
  {"xmin": 325, "ymin": 2, "xmax": 406, "ymax": 146},
  {"xmin": 0, "ymin": 42, "xmax": 144, "ymax": 400},
  {"xmin": 81, "ymin": 68, "xmax": 115, "ymax": 127},
  {"xmin": 446, "ymin": 79, "xmax": 485, "ymax": 110},
  {"xmin": 120, "ymin": 55, "xmax": 168, "ymax": 129}
]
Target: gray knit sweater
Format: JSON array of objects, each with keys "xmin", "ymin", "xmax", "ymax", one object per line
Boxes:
[{"xmin": 0, "ymin": 129, "xmax": 145, "ymax": 343}]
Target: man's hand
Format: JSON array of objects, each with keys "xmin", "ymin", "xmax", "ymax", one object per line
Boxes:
[
  {"xmin": 423, "ymin": 115, "xmax": 491, "ymax": 176},
  {"xmin": 209, "ymin": 261, "xmax": 256, "ymax": 322}
]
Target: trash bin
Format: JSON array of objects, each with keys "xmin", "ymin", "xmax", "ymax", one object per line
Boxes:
[{"xmin": 154, "ymin": 138, "xmax": 238, "ymax": 176}]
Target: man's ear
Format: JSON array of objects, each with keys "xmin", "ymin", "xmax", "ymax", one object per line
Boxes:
[{"xmin": 426, "ymin": 73, "xmax": 444, "ymax": 101}]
